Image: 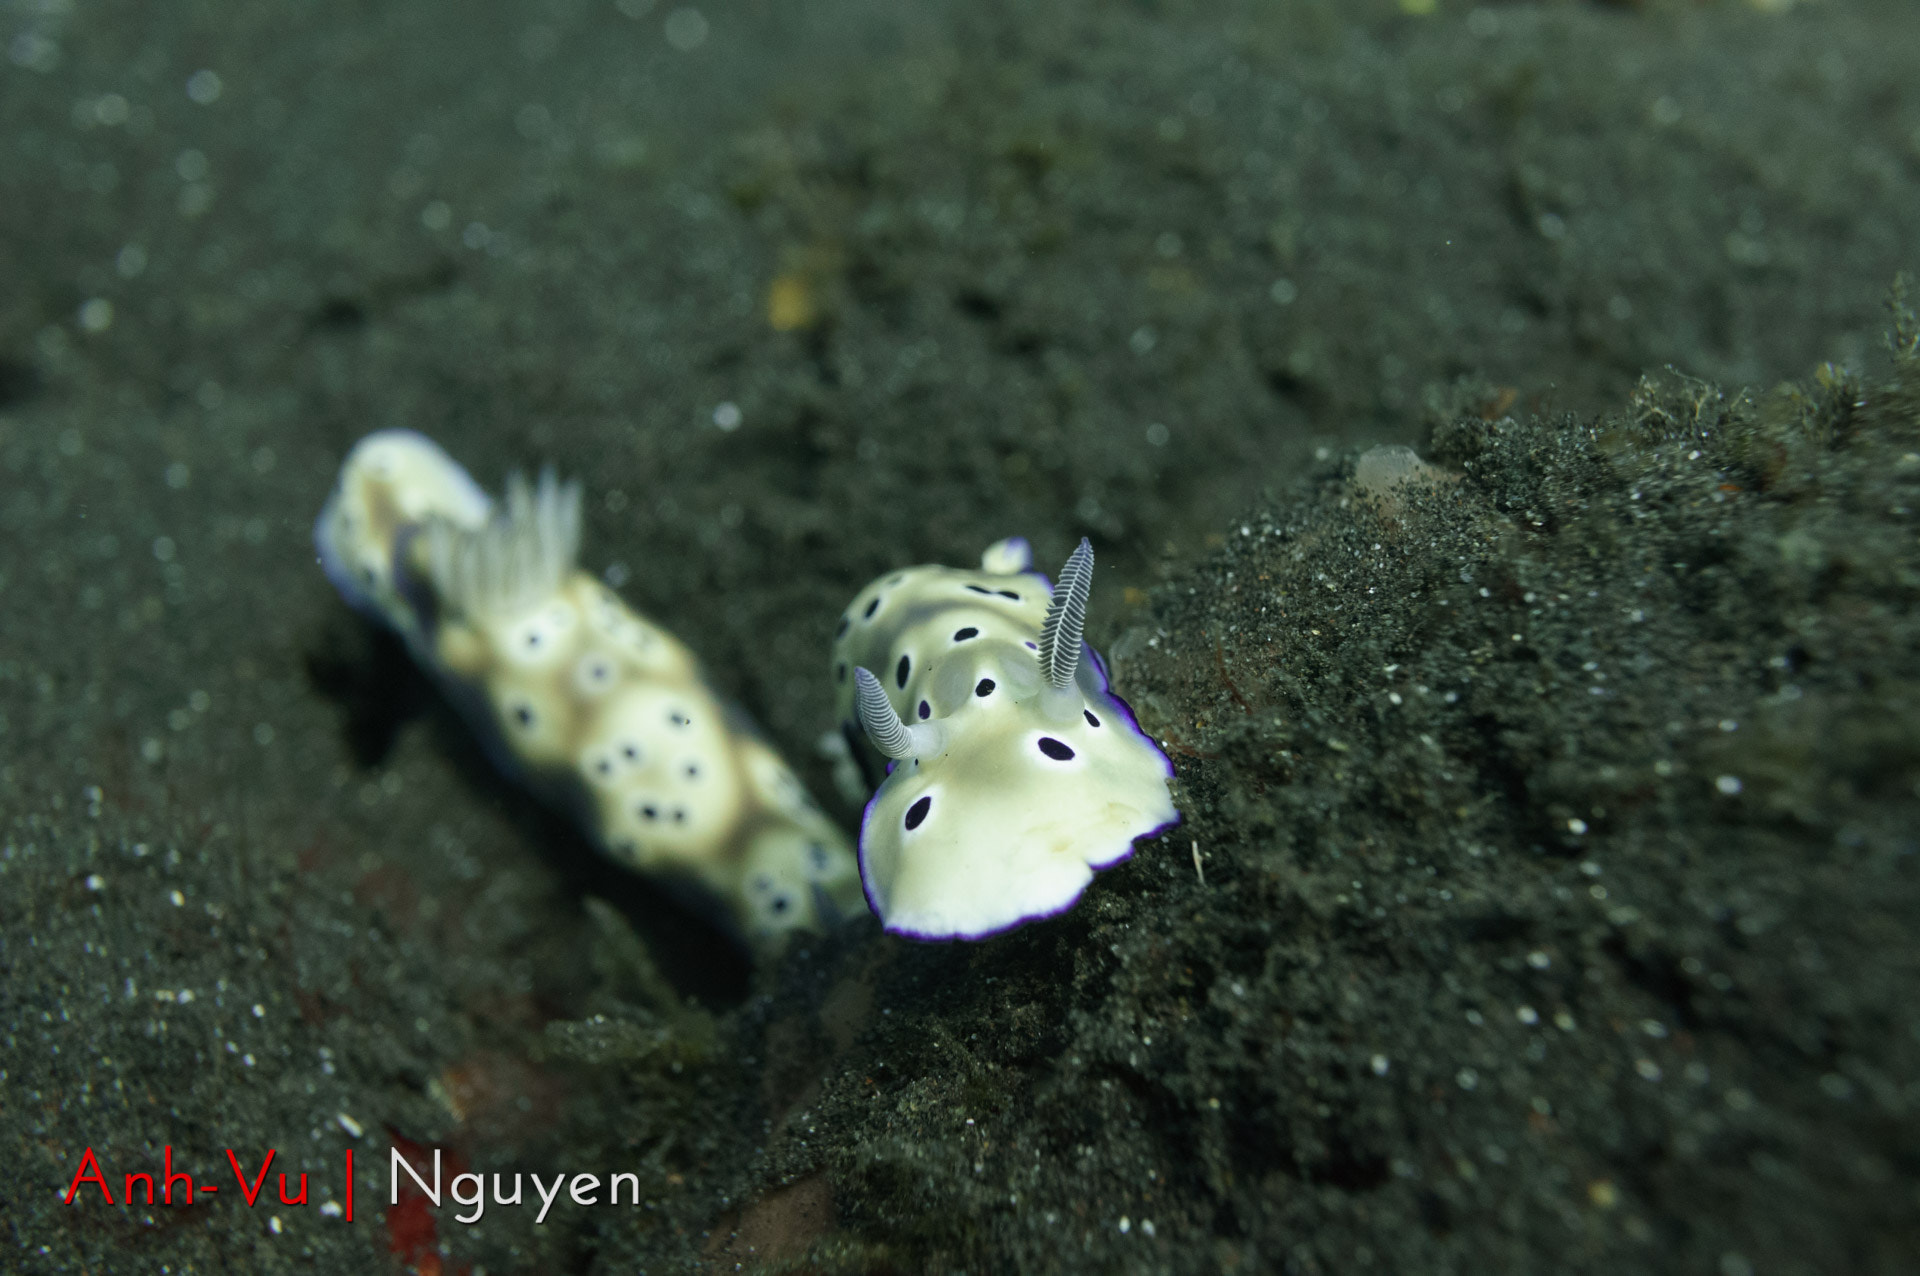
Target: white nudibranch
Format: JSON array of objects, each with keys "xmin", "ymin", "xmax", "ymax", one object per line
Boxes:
[
  {"xmin": 314, "ymin": 430, "xmax": 862, "ymax": 940},
  {"xmin": 832, "ymin": 537, "xmax": 1179, "ymax": 940}
]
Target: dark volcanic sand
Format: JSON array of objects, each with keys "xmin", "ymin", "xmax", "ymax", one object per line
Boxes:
[{"xmin": 3, "ymin": 1, "xmax": 1917, "ymax": 1272}]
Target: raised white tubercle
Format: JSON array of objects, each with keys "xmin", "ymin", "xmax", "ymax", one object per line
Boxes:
[{"xmin": 980, "ymin": 536, "xmax": 1033, "ymax": 574}]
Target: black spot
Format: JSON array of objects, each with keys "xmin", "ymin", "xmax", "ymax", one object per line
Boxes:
[
  {"xmin": 864, "ymin": 596, "xmax": 881, "ymax": 619},
  {"xmin": 835, "ymin": 615, "xmax": 849, "ymax": 638},
  {"xmin": 1084, "ymin": 710, "xmax": 1101, "ymax": 727},
  {"xmin": 622, "ymin": 743, "xmax": 640, "ymax": 761},
  {"xmin": 594, "ymin": 759, "xmax": 613, "ymax": 776},
  {"xmin": 918, "ymin": 700, "xmax": 931, "ymax": 719},
  {"xmin": 1038, "ymin": 737, "xmax": 1075, "ymax": 761},
  {"xmin": 965, "ymin": 584, "xmax": 993, "ymax": 595},
  {"xmin": 513, "ymin": 705, "xmax": 535, "ymax": 728},
  {"xmin": 996, "ymin": 589, "xmax": 1020, "ymax": 600},
  {"xmin": 835, "ymin": 662, "xmax": 847, "ymax": 683},
  {"xmin": 525, "ymin": 632, "xmax": 541, "ymax": 649},
  {"xmin": 896, "ymin": 654, "xmax": 911, "ymax": 688},
  {"xmin": 669, "ymin": 711, "xmax": 690, "ymax": 727},
  {"xmin": 684, "ymin": 763, "xmax": 699, "ymax": 778},
  {"xmin": 905, "ymin": 795, "xmax": 932, "ymax": 830},
  {"xmin": 587, "ymin": 661, "xmax": 609, "ymax": 681},
  {"xmin": 640, "ymin": 803, "xmax": 659, "ymax": 820},
  {"xmin": 1024, "ymin": 640, "xmax": 1038, "ymax": 650},
  {"xmin": 975, "ymin": 678, "xmax": 996, "ymax": 697},
  {"xmin": 953, "ymin": 627, "xmax": 979, "ymax": 642},
  {"xmin": 771, "ymin": 895, "xmax": 790, "ymax": 914},
  {"xmin": 672, "ymin": 807, "xmax": 687, "ymax": 823}
]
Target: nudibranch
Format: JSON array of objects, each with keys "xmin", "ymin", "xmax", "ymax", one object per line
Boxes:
[
  {"xmin": 831, "ymin": 537, "xmax": 1179, "ymax": 940},
  {"xmin": 314, "ymin": 430, "xmax": 863, "ymax": 940}
]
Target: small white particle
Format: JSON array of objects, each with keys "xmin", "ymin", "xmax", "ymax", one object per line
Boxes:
[
  {"xmin": 85, "ymin": 874, "xmax": 105, "ymax": 891},
  {"xmin": 663, "ymin": 7, "xmax": 709, "ymax": 50},
  {"xmin": 712, "ymin": 400, "xmax": 742, "ymax": 431},
  {"xmin": 1635, "ymin": 1058, "xmax": 1662, "ymax": 1081},
  {"xmin": 1715, "ymin": 775, "xmax": 1743, "ymax": 796},
  {"xmin": 185, "ymin": 69, "xmax": 223, "ymax": 104},
  {"xmin": 1516, "ymin": 1005, "xmax": 1539, "ymax": 1025},
  {"xmin": 336, "ymin": 1112, "xmax": 365, "ymax": 1138},
  {"xmin": 268, "ymin": 1214, "xmax": 282, "ymax": 1234},
  {"xmin": 1456, "ymin": 1067, "xmax": 1478, "ymax": 1091},
  {"xmin": 1370, "ymin": 1053, "xmax": 1390, "ymax": 1076},
  {"xmin": 1527, "ymin": 950, "xmax": 1551, "ymax": 970},
  {"xmin": 1144, "ymin": 421, "xmax": 1170, "ymax": 446},
  {"xmin": 1567, "ymin": 818, "xmax": 1588, "ymax": 835},
  {"xmin": 1117, "ymin": 1216, "xmax": 1131, "ymax": 1234},
  {"xmin": 77, "ymin": 298, "xmax": 114, "ymax": 333},
  {"xmin": 320, "ymin": 1200, "xmax": 343, "ymax": 1218},
  {"xmin": 252, "ymin": 1003, "xmax": 265, "ymax": 1018},
  {"xmin": 169, "ymin": 889, "xmax": 185, "ymax": 907}
]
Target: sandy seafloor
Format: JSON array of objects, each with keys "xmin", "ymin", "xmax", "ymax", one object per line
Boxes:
[{"xmin": 4, "ymin": 0, "xmax": 1920, "ymax": 1271}]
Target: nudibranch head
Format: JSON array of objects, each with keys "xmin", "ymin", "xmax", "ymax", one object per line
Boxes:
[
  {"xmin": 314, "ymin": 429, "xmax": 492, "ymax": 631},
  {"xmin": 833, "ymin": 537, "xmax": 1178, "ymax": 940}
]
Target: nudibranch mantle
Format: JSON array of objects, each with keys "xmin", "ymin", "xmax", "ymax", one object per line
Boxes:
[
  {"xmin": 315, "ymin": 430, "xmax": 862, "ymax": 940},
  {"xmin": 832, "ymin": 537, "xmax": 1179, "ymax": 940}
]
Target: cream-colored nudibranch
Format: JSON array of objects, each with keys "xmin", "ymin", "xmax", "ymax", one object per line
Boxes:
[
  {"xmin": 313, "ymin": 430, "xmax": 862, "ymax": 940},
  {"xmin": 831, "ymin": 537, "xmax": 1178, "ymax": 940}
]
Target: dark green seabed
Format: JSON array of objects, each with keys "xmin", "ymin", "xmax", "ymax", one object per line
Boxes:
[{"xmin": 2, "ymin": 1, "xmax": 1917, "ymax": 1272}]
